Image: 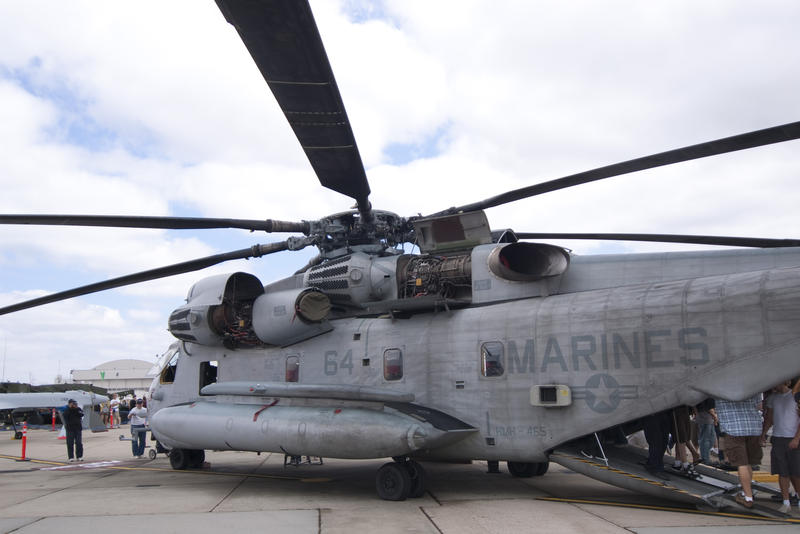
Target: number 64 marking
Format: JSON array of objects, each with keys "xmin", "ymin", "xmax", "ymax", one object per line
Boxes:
[{"xmin": 324, "ymin": 350, "xmax": 353, "ymax": 376}]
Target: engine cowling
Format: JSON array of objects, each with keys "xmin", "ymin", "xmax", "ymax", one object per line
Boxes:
[
  {"xmin": 168, "ymin": 272, "xmax": 264, "ymax": 347},
  {"xmin": 252, "ymin": 287, "xmax": 332, "ymax": 346},
  {"xmin": 487, "ymin": 242, "xmax": 570, "ymax": 281},
  {"xmin": 303, "ymin": 251, "xmax": 401, "ymax": 304},
  {"xmin": 168, "ymin": 272, "xmax": 332, "ymax": 348}
]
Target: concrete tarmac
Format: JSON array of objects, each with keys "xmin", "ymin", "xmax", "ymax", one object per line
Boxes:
[{"xmin": 0, "ymin": 426, "xmax": 797, "ymax": 534}]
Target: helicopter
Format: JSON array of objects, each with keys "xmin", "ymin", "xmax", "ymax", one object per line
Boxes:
[{"xmin": 1, "ymin": 0, "xmax": 800, "ymax": 504}]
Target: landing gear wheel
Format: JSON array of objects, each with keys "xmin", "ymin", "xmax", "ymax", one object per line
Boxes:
[
  {"xmin": 148, "ymin": 449, "xmax": 157, "ymax": 460},
  {"xmin": 169, "ymin": 448, "xmax": 188, "ymax": 470},
  {"xmin": 506, "ymin": 461, "xmax": 537, "ymax": 477},
  {"xmin": 187, "ymin": 449, "xmax": 205, "ymax": 468},
  {"xmin": 376, "ymin": 462, "xmax": 411, "ymax": 501},
  {"xmin": 405, "ymin": 460, "xmax": 427, "ymax": 498},
  {"xmin": 534, "ymin": 461, "xmax": 549, "ymax": 476}
]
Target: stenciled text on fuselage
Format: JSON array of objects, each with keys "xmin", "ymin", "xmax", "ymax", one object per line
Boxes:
[{"xmin": 501, "ymin": 327, "xmax": 709, "ymax": 374}]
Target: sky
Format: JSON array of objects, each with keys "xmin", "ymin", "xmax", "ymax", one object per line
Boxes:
[{"xmin": 0, "ymin": 0, "xmax": 798, "ymax": 384}]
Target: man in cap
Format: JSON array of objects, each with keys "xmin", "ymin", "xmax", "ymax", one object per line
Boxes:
[
  {"xmin": 63, "ymin": 399, "xmax": 84, "ymax": 462},
  {"xmin": 128, "ymin": 398, "xmax": 148, "ymax": 458}
]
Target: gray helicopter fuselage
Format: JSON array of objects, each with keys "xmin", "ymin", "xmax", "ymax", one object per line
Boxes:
[{"xmin": 149, "ymin": 245, "xmax": 800, "ymax": 462}]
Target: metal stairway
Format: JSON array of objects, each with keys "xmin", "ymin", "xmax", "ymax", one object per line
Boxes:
[{"xmin": 550, "ymin": 438, "xmax": 792, "ymax": 520}]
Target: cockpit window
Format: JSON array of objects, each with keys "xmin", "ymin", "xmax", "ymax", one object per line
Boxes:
[
  {"xmin": 160, "ymin": 351, "xmax": 180, "ymax": 384},
  {"xmin": 149, "ymin": 345, "xmax": 178, "ymax": 377},
  {"xmin": 481, "ymin": 341, "xmax": 504, "ymax": 377}
]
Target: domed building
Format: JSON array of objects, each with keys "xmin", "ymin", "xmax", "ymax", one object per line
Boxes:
[{"xmin": 70, "ymin": 359, "xmax": 155, "ymax": 396}]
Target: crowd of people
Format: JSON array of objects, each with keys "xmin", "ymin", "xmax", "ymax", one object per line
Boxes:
[
  {"xmin": 98, "ymin": 393, "xmax": 148, "ymax": 429},
  {"xmin": 643, "ymin": 378, "xmax": 800, "ymax": 515}
]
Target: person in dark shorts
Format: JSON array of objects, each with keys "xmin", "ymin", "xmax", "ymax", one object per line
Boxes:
[
  {"xmin": 671, "ymin": 405, "xmax": 701, "ymax": 473},
  {"xmin": 715, "ymin": 395, "xmax": 763, "ymax": 508},
  {"xmin": 761, "ymin": 379, "xmax": 800, "ymax": 515}
]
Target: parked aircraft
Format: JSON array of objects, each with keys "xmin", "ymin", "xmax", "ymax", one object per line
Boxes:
[
  {"xmin": 0, "ymin": 389, "xmax": 108, "ymax": 438},
  {"xmin": 0, "ymin": 1, "xmax": 798, "ymax": 508}
]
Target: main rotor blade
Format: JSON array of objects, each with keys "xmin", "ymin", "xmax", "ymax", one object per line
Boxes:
[
  {"xmin": 216, "ymin": 0, "xmax": 372, "ymax": 221},
  {"xmin": 515, "ymin": 232, "xmax": 800, "ymax": 248},
  {"xmin": 0, "ymin": 241, "xmax": 300, "ymax": 316},
  {"xmin": 436, "ymin": 121, "xmax": 800, "ymax": 215},
  {"xmin": 0, "ymin": 215, "xmax": 309, "ymax": 233}
]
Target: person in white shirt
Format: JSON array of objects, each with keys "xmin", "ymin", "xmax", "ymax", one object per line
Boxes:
[
  {"xmin": 128, "ymin": 398, "xmax": 148, "ymax": 458},
  {"xmin": 761, "ymin": 378, "xmax": 800, "ymax": 516},
  {"xmin": 109, "ymin": 394, "xmax": 120, "ymax": 429}
]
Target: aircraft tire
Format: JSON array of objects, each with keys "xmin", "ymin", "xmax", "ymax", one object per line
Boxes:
[
  {"xmin": 169, "ymin": 448, "xmax": 188, "ymax": 470},
  {"xmin": 506, "ymin": 461, "xmax": 537, "ymax": 477},
  {"xmin": 534, "ymin": 461, "xmax": 549, "ymax": 476},
  {"xmin": 376, "ymin": 462, "xmax": 411, "ymax": 501},
  {"xmin": 187, "ymin": 449, "xmax": 205, "ymax": 468},
  {"xmin": 405, "ymin": 460, "xmax": 427, "ymax": 498},
  {"xmin": 148, "ymin": 449, "xmax": 157, "ymax": 460}
]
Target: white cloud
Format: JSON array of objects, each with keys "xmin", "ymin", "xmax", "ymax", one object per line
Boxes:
[{"xmin": 0, "ymin": 0, "xmax": 798, "ymax": 384}]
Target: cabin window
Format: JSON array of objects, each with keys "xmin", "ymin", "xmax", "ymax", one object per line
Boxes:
[
  {"xmin": 481, "ymin": 341, "xmax": 504, "ymax": 377},
  {"xmin": 286, "ymin": 356, "xmax": 300, "ymax": 382},
  {"xmin": 160, "ymin": 351, "xmax": 180, "ymax": 384},
  {"xmin": 199, "ymin": 360, "xmax": 218, "ymax": 392},
  {"xmin": 384, "ymin": 349, "xmax": 403, "ymax": 381}
]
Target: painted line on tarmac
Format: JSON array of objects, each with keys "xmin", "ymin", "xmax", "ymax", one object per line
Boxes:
[
  {"xmin": 0, "ymin": 453, "xmax": 331, "ymax": 482},
  {"xmin": 753, "ymin": 472, "xmax": 779, "ymax": 482},
  {"xmin": 40, "ymin": 460, "xmax": 126, "ymax": 470},
  {"xmin": 535, "ymin": 496, "xmax": 800, "ymax": 524},
  {"xmin": 101, "ymin": 464, "xmax": 333, "ymax": 483},
  {"xmin": 0, "ymin": 453, "xmax": 64, "ymax": 466}
]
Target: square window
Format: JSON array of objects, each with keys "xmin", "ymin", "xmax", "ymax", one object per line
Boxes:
[
  {"xmin": 383, "ymin": 349, "xmax": 403, "ymax": 381},
  {"xmin": 481, "ymin": 341, "xmax": 504, "ymax": 377}
]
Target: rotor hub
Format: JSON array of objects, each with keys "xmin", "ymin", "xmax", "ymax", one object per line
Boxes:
[{"xmin": 308, "ymin": 210, "xmax": 412, "ymax": 259}]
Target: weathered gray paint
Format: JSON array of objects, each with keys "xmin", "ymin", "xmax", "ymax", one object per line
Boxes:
[{"xmin": 149, "ymin": 247, "xmax": 800, "ymax": 463}]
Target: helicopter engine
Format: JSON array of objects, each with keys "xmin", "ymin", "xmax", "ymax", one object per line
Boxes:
[
  {"xmin": 304, "ymin": 252, "xmax": 400, "ymax": 303},
  {"xmin": 252, "ymin": 287, "xmax": 332, "ymax": 346},
  {"xmin": 302, "ymin": 251, "xmax": 473, "ymax": 306},
  {"xmin": 486, "ymin": 242, "xmax": 570, "ymax": 282},
  {"xmin": 168, "ymin": 272, "xmax": 332, "ymax": 348},
  {"xmin": 167, "ymin": 244, "xmax": 571, "ymax": 349}
]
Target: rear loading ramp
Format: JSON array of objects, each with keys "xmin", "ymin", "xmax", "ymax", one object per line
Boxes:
[{"xmin": 550, "ymin": 443, "xmax": 790, "ymax": 520}]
